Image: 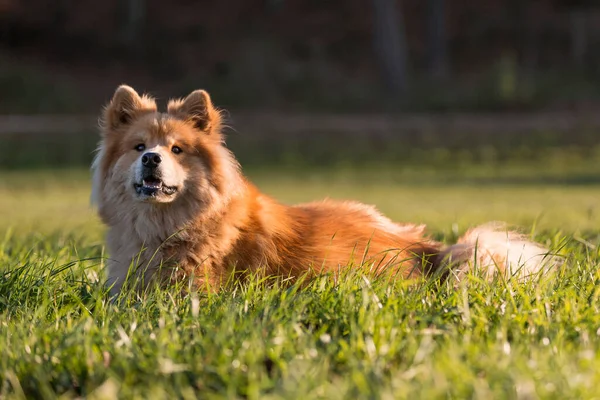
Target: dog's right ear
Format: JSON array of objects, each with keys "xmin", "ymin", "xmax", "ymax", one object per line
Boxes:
[{"xmin": 102, "ymin": 85, "xmax": 157, "ymax": 131}]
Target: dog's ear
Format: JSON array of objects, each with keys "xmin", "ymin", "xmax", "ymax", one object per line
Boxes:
[
  {"xmin": 103, "ymin": 85, "xmax": 156, "ymax": 131},
  {"xmin": 167, "ymin": 89, "xmax": 221, "ymax": 133}
]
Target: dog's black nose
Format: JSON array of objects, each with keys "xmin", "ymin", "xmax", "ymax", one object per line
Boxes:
[{"xmin": 142, "ymin": 152, "xmax": 162, "ymax": 168}]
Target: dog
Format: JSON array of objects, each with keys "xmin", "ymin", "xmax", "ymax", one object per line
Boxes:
[{"xmin": 92, "ymin": 85, "xmax": 559, "ymax": 296}]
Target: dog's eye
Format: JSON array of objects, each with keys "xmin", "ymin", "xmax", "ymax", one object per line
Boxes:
[
  {"xmin": 134, "ymin": 143, "xmax": 145, "ymax": 152},
  {"xmin": 172, "ymin": 146, "xmax": 182, "ymax": 154}
]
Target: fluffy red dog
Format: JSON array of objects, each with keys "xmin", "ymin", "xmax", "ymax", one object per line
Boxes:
[{"xmin": 92, "ymin": 85, "xmax": 558, "ymax": 296}]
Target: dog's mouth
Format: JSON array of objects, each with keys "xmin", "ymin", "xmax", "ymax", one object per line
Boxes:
[{"xmin": 134, "ymin": 177, "xmax": 178, "ymax": 198}]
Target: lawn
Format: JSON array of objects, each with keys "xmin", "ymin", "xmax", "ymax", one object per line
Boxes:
[{"xmin": 1, "ymin": 165, "xmax": 600, "ymax": 399}]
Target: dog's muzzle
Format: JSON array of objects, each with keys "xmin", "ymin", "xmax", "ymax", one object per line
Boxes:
[{"xmin": 134, "ymin": 152, "xmax": 178, "ymax": 198}]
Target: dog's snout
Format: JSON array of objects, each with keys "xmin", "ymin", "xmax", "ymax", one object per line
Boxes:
[{"xmin": 142, "ymin": 152, "xmax": 162, "ymax": 168}]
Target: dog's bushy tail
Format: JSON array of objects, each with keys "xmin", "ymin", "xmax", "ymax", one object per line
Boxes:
[{"xmin": 435, "ymin": 222, "xmax": 561, "ymax": 282}]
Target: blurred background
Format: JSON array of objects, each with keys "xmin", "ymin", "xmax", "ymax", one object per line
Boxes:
[
  {"xmin": 1, "ymin": 0, "xmax": 600, "ymax": 167},
  {"xmin": 2, "ymin": 0, "xmax": 600, "ymax": 235}
]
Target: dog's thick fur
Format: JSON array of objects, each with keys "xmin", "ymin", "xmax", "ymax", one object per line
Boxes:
[{"xmin": 92, "ymin": 85, "xmax": 559, "ymax": 296}]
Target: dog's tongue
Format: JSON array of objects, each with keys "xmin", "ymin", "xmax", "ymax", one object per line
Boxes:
[{"xmin": 143, "ymin": 178, "xmax": 162, "ymax": 189}]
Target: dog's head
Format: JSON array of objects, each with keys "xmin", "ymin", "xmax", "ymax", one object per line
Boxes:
[{"xmin": 92, "ymin": 85, "xmax": 240, "ymax": 225}]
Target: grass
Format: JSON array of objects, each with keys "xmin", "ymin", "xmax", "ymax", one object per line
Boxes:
[{"xmin": 1, "ymin": 165, "xmax": 600, "ymax": 398}]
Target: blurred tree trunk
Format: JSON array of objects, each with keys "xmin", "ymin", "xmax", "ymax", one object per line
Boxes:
[
  {"xmin": 522, "ymin": 4, "xmax": 539, "ymax": 73},
  {"xmin": 427, "ymin": 0, "xmax": 447, "ymax": 79},
  {"xmin": 373, "ymin": 0, "xmax": 408, "ymax": 95},
  {"xmin": 54, "ymin": 0, "xmax": 68, "ymax": 31},
  {"xmin": 569, "ymin": 9, "xmax": 586, "ymax": 67},
  {"xmin": 121, "ymin": 0, "xmax": 146, "ymax": 50},
  {"xmin": 521, "ymin": 3, "xmax": 539, "ymax": 102}
]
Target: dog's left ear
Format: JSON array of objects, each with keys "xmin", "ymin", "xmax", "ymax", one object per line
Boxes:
[{"xmin": 168, "ymin": 90, "xmax": 221, "ymax": 133}]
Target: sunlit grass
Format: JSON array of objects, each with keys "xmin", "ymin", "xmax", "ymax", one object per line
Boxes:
[
  {"xmin": 2, "ymin": 167, "xmax": 600, "ymax": 235},
  {"xmin": 1, "ymin": 165, "xmax": 600, "ymax": 398}
]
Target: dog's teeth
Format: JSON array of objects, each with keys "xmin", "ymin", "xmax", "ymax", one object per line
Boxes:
[{"xmin": 143, "ymin": 180, "xmax": 162, "ymax": 188}]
